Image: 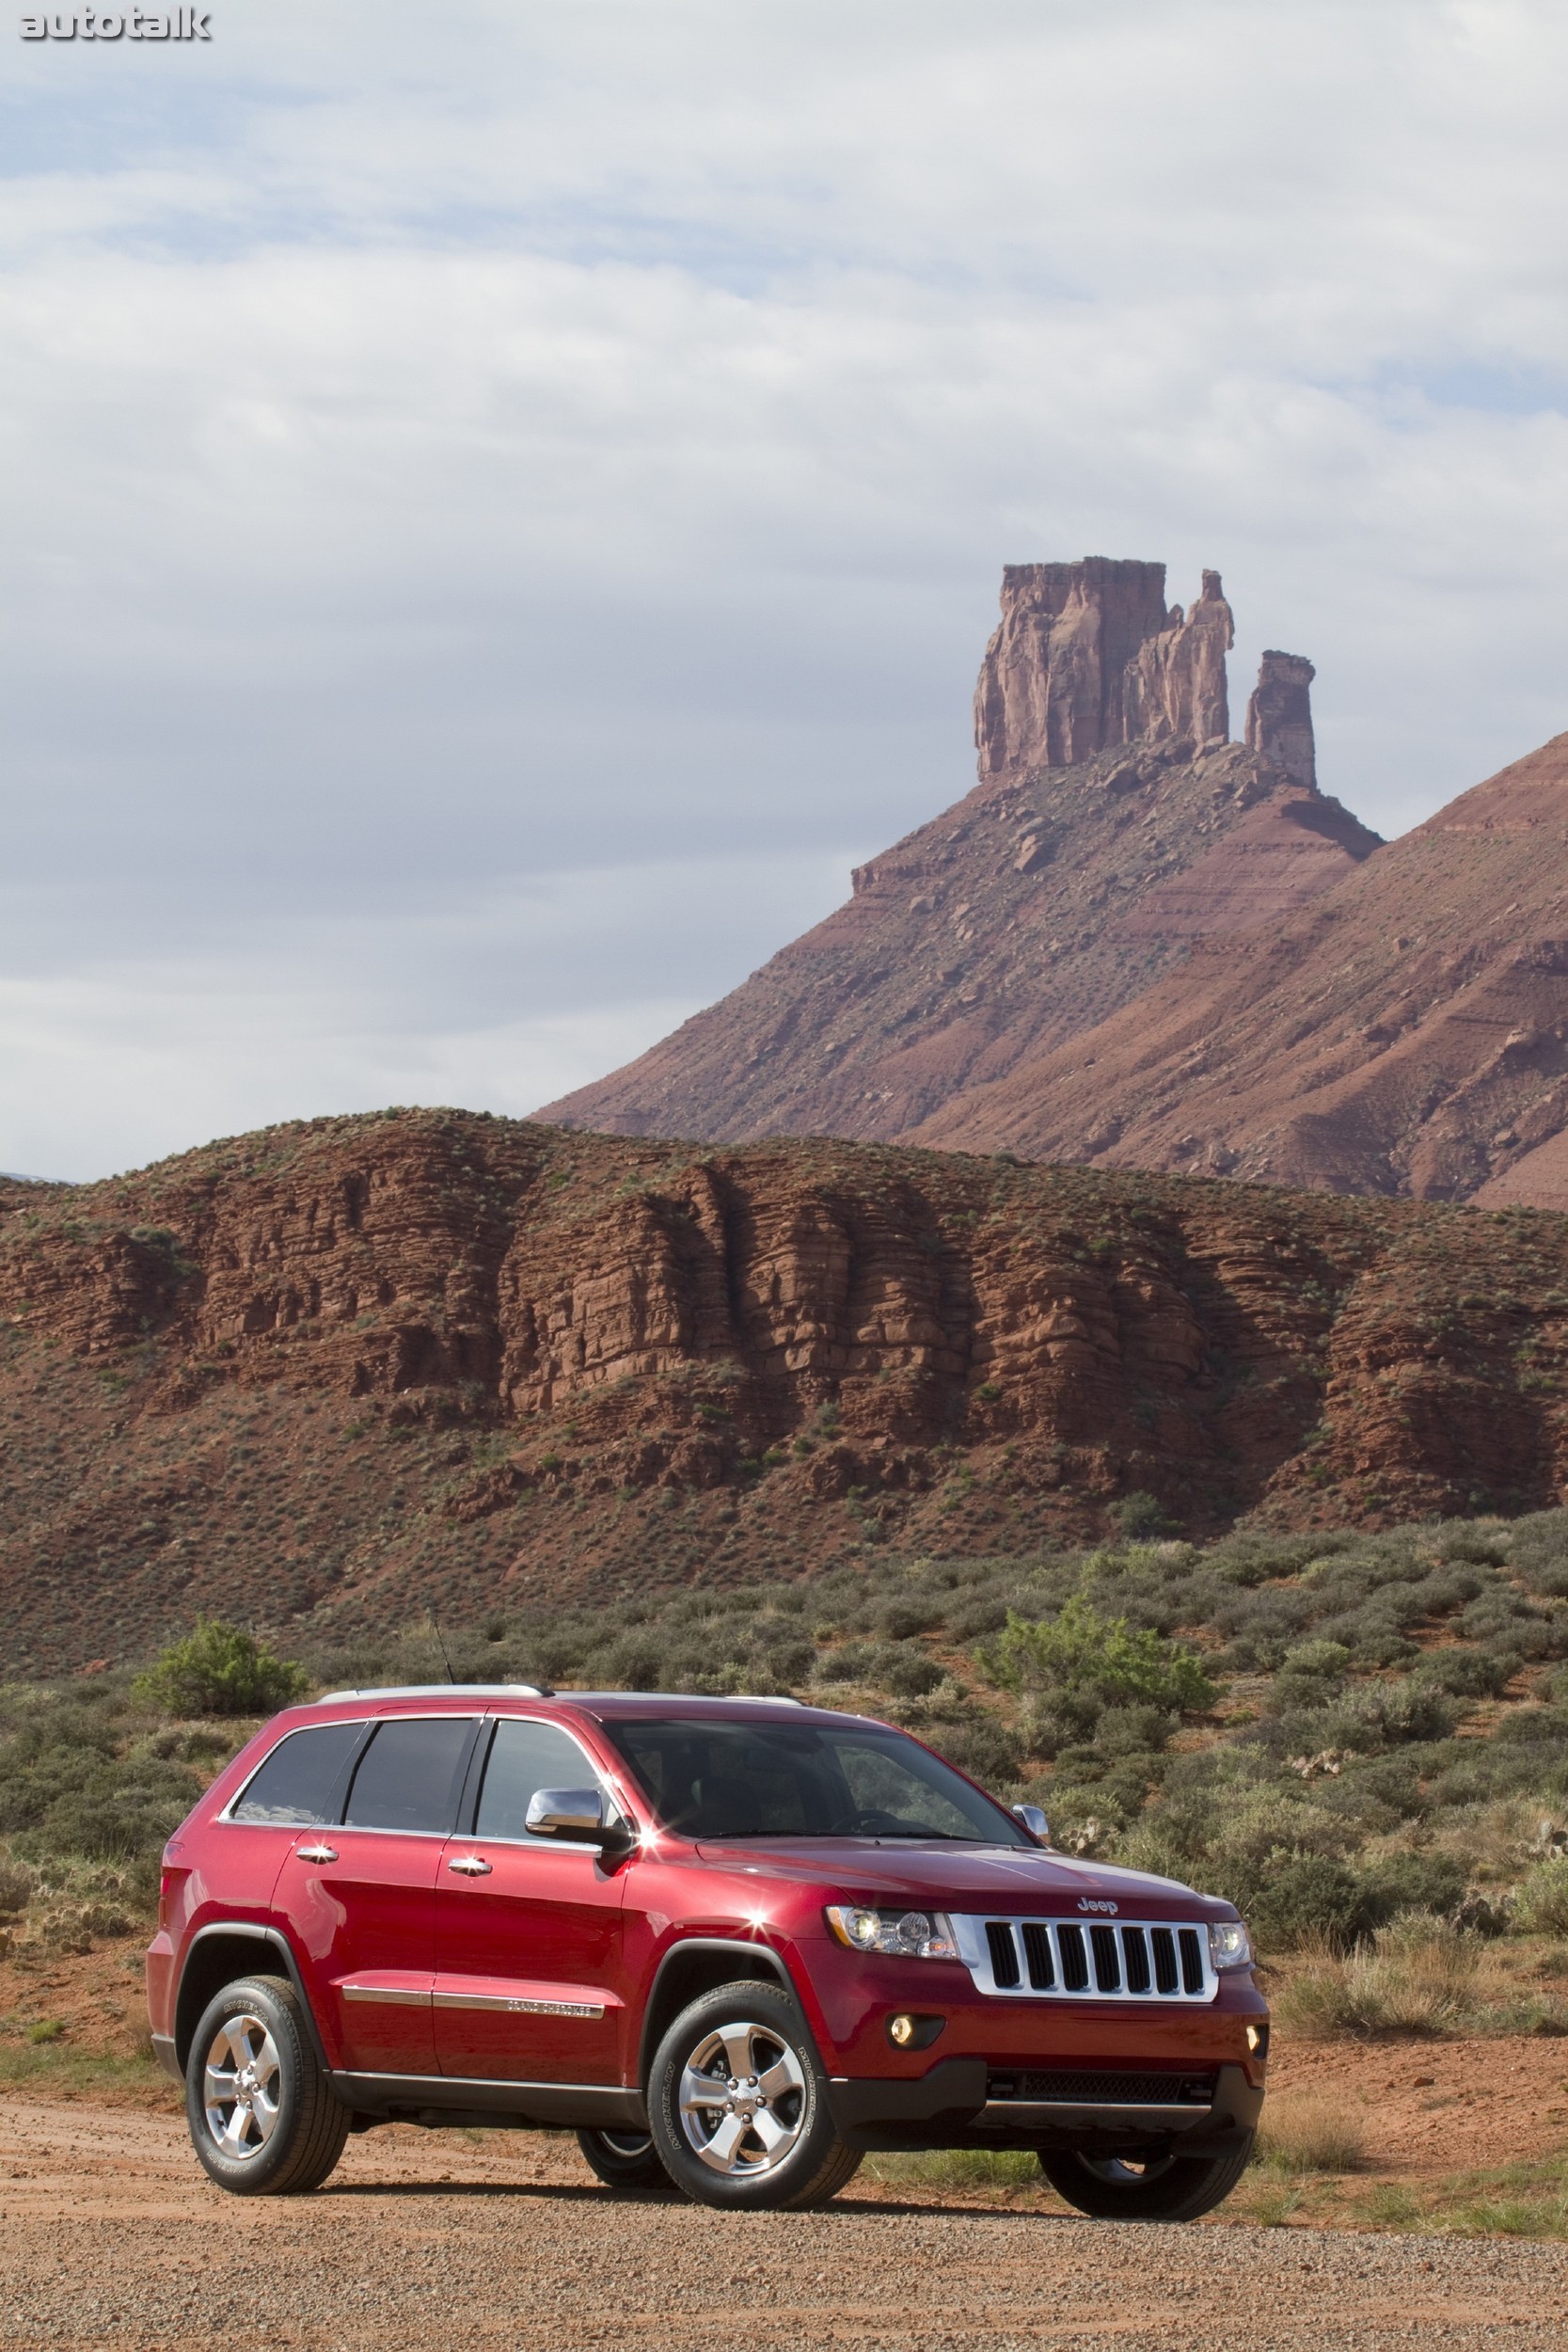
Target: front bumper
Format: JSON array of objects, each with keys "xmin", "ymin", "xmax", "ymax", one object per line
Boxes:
[{"xmin": 825, "ymin": 2058, "xmax": 1263, "ymax": 2154}]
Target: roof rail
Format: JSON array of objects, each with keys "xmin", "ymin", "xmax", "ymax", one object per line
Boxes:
[{"xmin": 315, "ymin": 1681, "xmax": 554, "ymax": 1702}]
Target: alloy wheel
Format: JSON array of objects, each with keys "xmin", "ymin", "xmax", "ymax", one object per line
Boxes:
[
  {"xmin": 201, "ymin": 2012, "xmax": 282, "ymax": 2160},
  {"xmin": 676, "ymin": 2021, "xmax": 807, "ymax": 2177}
]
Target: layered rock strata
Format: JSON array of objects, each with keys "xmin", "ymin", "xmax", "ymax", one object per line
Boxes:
[
  {"xmin": 910, "ymin": 731, "xmax": 1568, "ymax": 1204},
  {"xmin": 5, "ymin": 1109, "xmax": 1568, "ymax": 1671}
]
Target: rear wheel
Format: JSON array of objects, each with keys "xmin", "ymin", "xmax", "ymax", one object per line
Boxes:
[
  {"xmin": 576, "ymin": 2125, "xmax": 673, "ymax": 2193},
  {"xmin": 1039, "ymin": 2136, "xmax": 1255, "ymax": 2222},
  {"xmin": 647, "ymin": 1979, "xmax": 861, "ymax": 2212},
  {"xmin": 184, "ymin": 1974, "xmax": 351, "ymax": 2196}
]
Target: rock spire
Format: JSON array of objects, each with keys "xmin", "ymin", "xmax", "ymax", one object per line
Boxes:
[{"xmin": 1245, "ymin": 650, "xmax": 1318, "ymax": 790}]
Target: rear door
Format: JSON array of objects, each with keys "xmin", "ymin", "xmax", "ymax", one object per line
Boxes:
[
  {"xmin": 274, "ymin": 1711, "xmax": 480, "ymax": 2076},
  {"xmin": 434, "ymin": 1715, "xmax": 629, "ymax": 2086}
]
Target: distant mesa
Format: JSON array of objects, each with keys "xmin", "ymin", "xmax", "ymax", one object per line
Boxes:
[
  {"xmin": 543, "ymin": 553, "xmax": 1568, "ymax": 1210},
  {"xmin": 540, "ymin": 554, "xmax": 1378, "ymax": 1159}
]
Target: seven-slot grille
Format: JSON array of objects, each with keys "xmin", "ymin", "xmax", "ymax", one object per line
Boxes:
[{"xmin": 954, "ymin": 1914, "xmax": 1215, "ymax": 2003}]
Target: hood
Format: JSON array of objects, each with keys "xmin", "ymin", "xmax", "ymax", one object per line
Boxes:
[{"xmin": 691, "ymin": 1837, "xmax": 1229, "ymax": 1917}]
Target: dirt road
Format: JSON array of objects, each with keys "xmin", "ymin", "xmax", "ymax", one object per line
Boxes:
[{"xmin": 3, "ymin": 2096, "xmax": 1566, "ymax": 2352}]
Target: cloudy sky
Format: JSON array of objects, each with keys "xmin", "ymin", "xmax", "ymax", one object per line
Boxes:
[{"xmin": 3, "ymin": 0, "xmax": 1565, "ymax": 1180}]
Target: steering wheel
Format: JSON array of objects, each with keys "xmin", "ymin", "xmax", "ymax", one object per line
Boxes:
[{"xmin": 830, "ymin": 1807, "xmax": 911, "ymax": 1836}]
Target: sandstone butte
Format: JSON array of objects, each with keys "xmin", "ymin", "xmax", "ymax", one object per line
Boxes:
[
  {"xmin": 541, "ymin": 559, "xmax": 1568, "ymax": 1214},
  {"xmin": 540, "ymin": 561, "xmax": 1382, "ymax": 1155},
  {"xmin": 7, "ymin": 1107, "xmax": 1568, "ymax": 1673}
]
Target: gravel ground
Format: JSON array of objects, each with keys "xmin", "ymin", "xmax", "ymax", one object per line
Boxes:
[{"xmin": 4, "ymin": 2100, "xmax": 1568, "ymax": 2351}]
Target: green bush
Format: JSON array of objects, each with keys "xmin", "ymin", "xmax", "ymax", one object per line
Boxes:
[
  {"xmin": 132, "ymin": 1620, "xmax": 309, "ymax": 1717},
  {"xmin": 979, "ymin": 1592, "xmax": 1213, "ymax": 1716},
  {"xmin": 1355, "ymin": 1851, "xmax": 1467, "ymax": 1927},
  {"xmin": 1244, "ymin": 1854, "xmax": 1369, "ymax": 1951},
  {"xmin": 1513, "ymin": 1855, "xmax": 1568, "ymax": 1936},
  {"xmin": 1113, "ymin": 1491, "xmax": 1177, "ymax": 1539}
]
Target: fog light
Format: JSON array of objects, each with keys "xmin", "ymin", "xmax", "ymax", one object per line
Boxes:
[
  {"xmin": 884, "ymin": 2012, "xmax": 944, "ymax": 2051},
  {"xmin": 1245, "ymin": 2022, "xmax": 1270, "ymax": 2059}
]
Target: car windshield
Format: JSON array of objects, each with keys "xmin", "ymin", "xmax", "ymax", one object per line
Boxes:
[{"xmin": 601, "ymin": 1716, "xmax": 1029, "ymax": 1844}]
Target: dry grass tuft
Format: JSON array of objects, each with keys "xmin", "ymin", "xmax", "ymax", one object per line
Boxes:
[
  {"xmin": 1274, "ymin": 1916, "xmax": 1483, "ymax": 2039},
  {"xmin": 1255, "ymin": 2089, "xmax": 1367, "ymax": 2173}
]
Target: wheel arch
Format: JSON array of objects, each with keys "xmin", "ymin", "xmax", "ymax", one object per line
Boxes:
[
  {"xmin": 174, "ymin": 1925, "xmax": 329, "ymax": 2075},
  {"xmin": 637, "ymin": 1938, "xmax": 802, "ymax": 2089}
]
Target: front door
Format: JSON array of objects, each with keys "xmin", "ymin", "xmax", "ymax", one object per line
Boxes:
[
  {"xmin": 275, "ymin": 1711, "xmax": 480, "ymax": 2076},
  {"xmin": 435, "ymin": 1715, "xmax": 628, "ymax": 2086}
]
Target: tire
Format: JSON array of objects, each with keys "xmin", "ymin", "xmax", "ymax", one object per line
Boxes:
[
  {"xmin": 576, "ymin": 2125, "xmax": 674, "ymax": 2193},
  {"xmin": 647, "ymin": 1979, "xmax": 862, "ymax": 2212},
  {"xmin": 1039, "ymin": 2133, "xmax": 1256, "ymax": 2223},
  {"xmin": 184, "ymin": 1973, "xmax": 351, "ymax": 2197}
]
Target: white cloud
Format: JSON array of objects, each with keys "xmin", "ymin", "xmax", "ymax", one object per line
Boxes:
[{"xmin": 2, "ymin": 0, "xmax": 1567, "ymax": 1173}]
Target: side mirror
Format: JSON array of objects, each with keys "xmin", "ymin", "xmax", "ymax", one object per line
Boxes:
[
  {"xmin": 525, "ymin": 1787, "xmax": 626, "ymax": 1848},
  {"xmin": 1011, "ymin": 1803, "xmax": 1050, "ymax": 1846}
]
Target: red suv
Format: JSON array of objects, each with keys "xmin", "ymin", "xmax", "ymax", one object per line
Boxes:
[{"xmin": 147, "ymin": 1687, "xmax": 1267, "ymax": 2219}]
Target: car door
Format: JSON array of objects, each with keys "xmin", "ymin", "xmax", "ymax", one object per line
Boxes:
[
  {"xmin": 273, "ymin": 1710, "xmax": 480, "ymax": 2077},
  {"xmin": 434, "ymin": 1714, "xmax": 629, "ymax": 2086}
]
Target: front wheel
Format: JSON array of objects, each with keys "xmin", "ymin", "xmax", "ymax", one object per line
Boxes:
[
  {"xmin": 184, "ymin": 1974, "xmax": 350, "ymax": 2196},
  {"xmin": 1039, "ymin": 2135, "xmax": 1255, "ymax": 2222},
  {"xmin": 576, "ymin": 2125, "xmax": 673, "ymax": 2193},
  {"xmin": 647, "ymin": 1979, "xmax": 861, "ymax": 2212}
]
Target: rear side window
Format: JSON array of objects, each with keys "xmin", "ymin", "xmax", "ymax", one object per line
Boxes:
[
  {"xmin": 475, "ymin": 1718, "xmax": 602, "ymax": 1839},
  {"xmin": 230, "ymin": 1722, "xmax": 364, "ymax": 1826},
  {"xmin": 344, "ymin": 1716, "xmax": 476, "ymax": 1835}
]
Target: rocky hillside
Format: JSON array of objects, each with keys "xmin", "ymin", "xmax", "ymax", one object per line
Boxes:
[
  {"xmin": 912, "ymin": 729, "xmax": 1568, "ymax": 1203},
  {"xmin": 6, "ymin": 1108, "xmax": 1568, "ymax": 1673},
  {"xmin": 540, "ymin": 561, "xmax": 1378, "ymax": 1144}
]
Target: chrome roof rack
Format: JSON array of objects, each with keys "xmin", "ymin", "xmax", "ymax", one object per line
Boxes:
[{"xmin": 315, "ymin": 1682, "xmax": 554, "ymax": 1702}]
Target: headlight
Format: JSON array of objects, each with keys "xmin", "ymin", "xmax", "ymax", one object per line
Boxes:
[
  {"xmin": 1208, "ymin": 1919, "xmax": 1253, "ymax": 1972},
  {"xmin": 826, "ymin": 1905, "xmax": 959, "ymax": 1960}
]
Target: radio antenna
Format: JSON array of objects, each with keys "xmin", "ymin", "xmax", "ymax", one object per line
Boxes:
[{"xmin": 429, "ymin": 1613, "xmax": 456, "ymax": 1684}]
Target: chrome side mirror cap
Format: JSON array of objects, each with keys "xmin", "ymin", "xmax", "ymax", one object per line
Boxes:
[
  {"xmin": 525, "ymin": 1787, "xmax": 610, "ymax": 1840},
  {"xmin": 1011, "ymin": 1803, "xmax": 1050, "ymax": 1845}
]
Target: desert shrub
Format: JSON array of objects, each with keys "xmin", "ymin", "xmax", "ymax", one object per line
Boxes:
[
  {"xmin": 1255, "ymin": 2089, "xmax": 1367, "ymax": 2174},
  {"xmin": 1355, "ymin": 1850, "xmax": 1468, "ymax": 1926},
  {"xmin": 1506, "ymin": 1507, "xmax": 1568, "ymax": 1563},
  {"xmin": 815, "ymin": 1643, "xmax": 876, "ymax": 1685},
  {"xmin": 133, "ymin": 1620, "xmax": 309, "ymax": 1717},
  {"xmin": 878, "ymin": 1601, "xmax": 941, "ymax": 1641},
  {"xmin": 916, "ymin": 1710, "xmax": 1024, "ymax": 1788},
  {"xmin": 1268, "ymin": 1641, "xmax": 1351, "ymax": 1715},
  {"xmin": 1245, "ymin": 1855, "xmax": 1368, "ymax": 1951},
  {"xmin": 1413, "ymin": 1646, "xmax": 1515, "ymax": 1698},
  {"xmin": 978, "ymin": 1592, "xmax": 1213, "ymax": 1716},
  {"xmin": 1018, "ymin": 1692, "xmax": 1102, "ymax": 1758},
  {"xmin": 1112, "ymin": 1491, "xmax": 1176, "ymax": 1539},
  {"xmin": 0, "ymin": 1852, "xmax": 36, "ymax": 1916},
  {"xmin": 1513, "ymin": 1855, "xmax": 1568, "ymax": 1936},
  {"xmin": 1093, "ymin": 1703, "xmax": 1176, "ymax": 1756}
]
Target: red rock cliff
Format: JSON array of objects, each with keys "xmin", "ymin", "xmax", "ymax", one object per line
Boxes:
[{"xmin": 4, "ymin": 1110, "xmax": 1568, "ymax": 1671}]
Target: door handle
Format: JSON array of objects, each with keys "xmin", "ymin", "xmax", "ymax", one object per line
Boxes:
[
  {"xmin": 296, "ymin": 1843, "xmax": 339, "ymax": 1864},
  {"xmin": 448, "ymin": 1856, "xmax": 493, "ymax": 1876}
]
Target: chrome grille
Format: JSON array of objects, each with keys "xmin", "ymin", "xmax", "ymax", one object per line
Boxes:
[{"xmin": 954, "ymin": 1914, "xmax": 1216, "ymax": 2003}]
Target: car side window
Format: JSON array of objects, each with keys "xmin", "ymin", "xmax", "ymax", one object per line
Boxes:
[
  {"xmin": 343, "ymin": 1716, "xmax": 476, "ymax": 1835},
  {"xmin": 230, "ymin": 1722, "xmax": 365, "ymax": 1825},
  {"xmin": 475, "ymin": 1718, "xmax": 604, "ymax": 1840}
]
